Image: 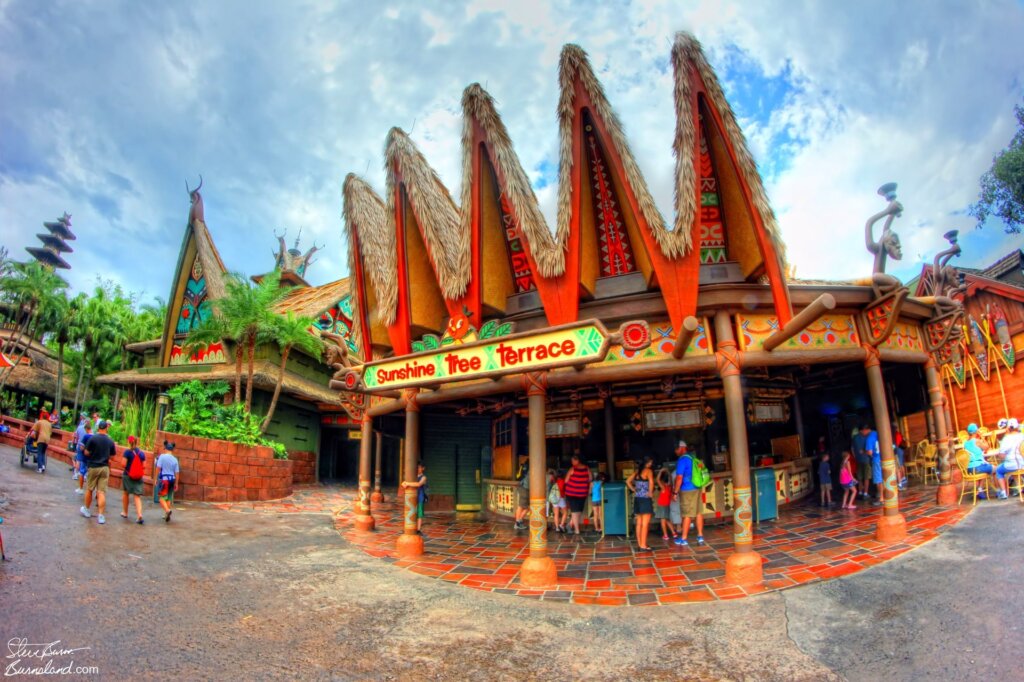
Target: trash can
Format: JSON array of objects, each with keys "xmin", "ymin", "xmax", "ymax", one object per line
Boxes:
[
  {"xmin": 751, "ymin": 467, "xmax": 778, "ymax": 522},
  {"xmin": 602, "ymin": 482, "xmax": 628, "ymax": 535}
]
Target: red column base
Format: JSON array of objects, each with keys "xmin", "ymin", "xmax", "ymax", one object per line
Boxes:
[
  {"xmin": 724, "ymin": 550, "xmax": 763, "ymax": 586},
  {"xmin": 370, "ymin": 491, "xmax": 384, "ymax": 503},
  {"xmin": 519, "ymin": 555, "xmax": 558, "ymax": 587},
  {"xmin": 935, "ymin": 483, "xmax": 957, "ymax": 506},
  {"xmin": 353, "ymin": 513, "xmax": 375, "ymax": 532},
  {"xmin": 875, "ymin": 513, "xmax": 907, "ymax": 543},
  {"xmin": 396, "ymin": 532, "xmax": 424, "ymax": 558}
]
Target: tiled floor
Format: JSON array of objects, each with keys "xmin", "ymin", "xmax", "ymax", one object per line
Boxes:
[{"xmin": 332, "ymin": 486, "xmax": 974, "ymax": 606}]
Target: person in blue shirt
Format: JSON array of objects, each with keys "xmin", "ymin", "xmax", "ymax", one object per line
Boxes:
[
  {"xmin": 860, "ymin": 425, "xmax": 883, "ymax": 506},
  {"xmin": 818, "ymin": 452, "xmax": 833, "ymax": 507},
  {"xmin": 673, "ymin": 441, "xmax": 704, "ymax": 547},
  {"xmin": 852, "ymin": 426, "xmax": 870, "ymax": 499},
  {"xmin": 963, "ymin": 423, "xmax": 994, "ymax": 498}
]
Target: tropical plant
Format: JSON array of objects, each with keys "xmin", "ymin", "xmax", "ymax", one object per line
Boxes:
[
  {"xmin": 971, "ymin": 100, "xmax": 1024, "ymax": 234},
  {"xmin": 0, "ymin": 261, "xmax": 68, "ymax": 390},
  {"xmin": 261, "ymin": 311, "xmax": 323, "ymax": 432},
  {"xmin": 108, "ymin": 393, "xmax": 157, "ymax": 450}
]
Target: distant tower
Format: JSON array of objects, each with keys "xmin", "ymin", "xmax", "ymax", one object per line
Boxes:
[
  {"xmin": 253, "ymin": 228, "xmax": 320, "ymax": 288},
  {"xmin": 26, "ymin": 212, "xmax": 76, "ymax": 270}
]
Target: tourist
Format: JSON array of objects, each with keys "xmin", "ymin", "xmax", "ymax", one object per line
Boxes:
[
  {"xmin": 893, "ymin": 428, "xmax": 908, "ymax": 489},
  {"xmin": 563, "ymin": 454, "xmax": 592, "ymax": 536},
  {"xmin": 839, "ymin": 451, "xmax": 858, "ymax": 509},
  {"xmin": 513, "ymin": 463, "xmax": 529, "ymax": 530},
  {"xmin": 74, "ymin": 422, "xmax": 92, "ymax": 495},
  {"xmin": 673, "ymin": 441, "xmax": 705, "ymax": 547},
  {"xmin": 853, "ymin": 425, "xmax": 870, "ymax": 500},
  {"xmin": 544, "ymin": 468, "xmax": 557, "ymax": 519},
  {"xmin": 400, "ymin": 461, "xmax": 428, "ymax": 534},
  {"xmin": 81, "ymin": 420, "xmax": 116, "ymax": 525},
  {"xmin": 819, "ymin": 452, "xmax": 833, "ymax": 507},
  {"xmin": 29, "ymin": 410, "xmax": 53, "ymax": 474},
  {"xmin": 120, "ymin": 436, "xmax": 146, "ymax": 524},
  {"xmin": 995, "ymin": 419, "xmax": 1023, "ymax": 499},
  {"xmin": 860, "ymin": 425, "xmax": 883, "ymax": 505},
  {"xmin": 655, "ymin": 467, "xmax": 677, "ymax": 541},
  {"xmin": 552, "ymin": 469, "xmax": 568, "ymax": 532},
  {"xmin": 92, "ymin": 412, "xmax": 102, "ymax": 431},
  {"xmin": 627, "ymin": 456, "xmax": 655, "ymax": 551},
  {"xmin": 155, "ymin": 440, "xmax": 181, "ymax": 523},
  {"xmin": 590, "ymin": 472, "xmax": 605, "ymax": 533}
]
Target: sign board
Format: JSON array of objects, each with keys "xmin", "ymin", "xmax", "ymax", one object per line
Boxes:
[
  {"xmin": 361, "ymin": 320, "xmax": 610, "ymax": 392},
  {"xmin": 347, "ymin": 429, "xmax": 363, "ymax": 441}
]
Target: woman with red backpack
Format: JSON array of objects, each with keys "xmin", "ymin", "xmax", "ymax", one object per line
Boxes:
[{"xmin": 120, "ymin": 436, "xmax": 146, "ymax": 524}]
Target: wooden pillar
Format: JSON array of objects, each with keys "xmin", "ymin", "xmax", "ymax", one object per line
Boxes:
[
  {"xmin": 862, "ymin": 343, "xmax": 907, "ymax": 542},
  {"xmin": 353, "ymin": 414, "xmax": 375, "ymax": 531},
  {"xmin": 792, "ymin": 394, "xmax": 806, "ymax": 456},
  {"xmin": 603, "ymin": 397, "xmax": 615, "ymax": 481},
  {"xmin": 519, "ymin": 372, "xmax": 557, "ymax": 587},
  {"xmin": 944, "ymin": 371, "xmax": 959, "ymax": 435},
  {"xmin": 925, "ymin": 408, "xmax": 936, "ymax": 444},
  {"xmin": 371, "ymin": 431, "xmax": 384, "ymax": 503},
  {"xmin": 396, "ymin": 389, "xmax": 424, "ymax": 557},
  {"xmin": 926, "ymin": 358, "xmax": 957, "ymax": 505},
  {"xmin": 713, "ymin": 312, "xmax": 762, "ymax": 586}
]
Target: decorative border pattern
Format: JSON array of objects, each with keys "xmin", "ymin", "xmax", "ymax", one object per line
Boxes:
[{"xmin": 737, "ymin": 313, "xmax": 860, "ymax": 352}]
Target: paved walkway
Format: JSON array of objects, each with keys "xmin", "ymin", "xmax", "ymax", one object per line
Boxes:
[{"xmin": 335, "ymin": 486, "xmax": 972, "ymax": 606}]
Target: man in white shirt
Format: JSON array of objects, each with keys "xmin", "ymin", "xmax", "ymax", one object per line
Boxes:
[{"xmin": 995, "ymin": 418, "xmax": 1024, "ymax": 500}]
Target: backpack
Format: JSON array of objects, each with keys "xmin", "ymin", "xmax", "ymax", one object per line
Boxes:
[
  {"xmin": 127, "ymin": 449, "xmax": 145, "ymax": 481},
  {"xmin": 547, "ymin": 482, "xmax": 560, "ymax": 505},
  {"xmin": 687, "ymin": 455, "xmax": 711, "ymax": 488}
]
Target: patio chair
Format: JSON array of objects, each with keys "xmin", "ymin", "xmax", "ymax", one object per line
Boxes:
[
  {"xmin": 920, "ymin": 443, "xmax": 939, "ymax": 485},
  {"xmin": 956, "ymin": 451, "xmax": 990, "ymax": 505},
  {"xmin": 904, "ymin": 445, "xmax": 923, "ymax": 481},
  {"xmin": 1004, "ymin": 469, "xmax": 1024, "ymax": 501}
]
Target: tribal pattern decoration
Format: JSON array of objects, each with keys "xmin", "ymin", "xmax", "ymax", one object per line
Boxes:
[
  {"xmin": 169, "ymin": 341, "xmax": 226, "ymax": 367},
  {"xmin": 881, "ymin": 322, "xmax": 925, "ymax": 352},
  {"xmin": 498, "ymin": 191, "xmax": 536, "ymax": 293},
  {"xmin": 967, "ymin": 315, "xmax": 990, "ymax": 381},
  {"xmin": 314, "ymin": 294, "xmax": 358, "ymax": 353},
  {"xmin": 733, "ymin": 487, "xmax": 753, "ymax": 545},
  {"xmin": 698, "ymin": 115, "xmax": 728, "ymax": 264},
  {"xmin": 175, "ymin": 255, "xmax": 212, "ymax": 335},
  {"xmin": 859, "ymin": 288, "xmax": 908, "ymax": 346},
  {"xmin": 986, "ymin": 304, "xmax": 1015, "ymax": 371},
  {"xmin": 411, "ymin": 317, "xmax": 515, "ymax": 353},
  {"xmin": 737, "ymin": 314, "xmax": 860, "ymax": 351},
  {"xmin": 585, "ymin": 124, "xmax": 636, "ymax": 277}
]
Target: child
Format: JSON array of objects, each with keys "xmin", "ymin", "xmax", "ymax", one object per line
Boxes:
[
  {"xmin": 74, "ymin": 422, "xmax": 92, "ymax": 495},
  {"xmin": 839, "ymin": 451, "xmax": 858, "ymax": 509},
  {"xmin": 655, "ymin": 468, "xmax": 677, "ymax": 540},
  {"xmin": 554, "ymin": 469, "xmax": 568, "ymax": 532},
  {"xmin": 401, "ymin": 462, "xmax": 428, "ymax": 534},
  {"xmin": 818, "ymin": 452, "xmax": 833, "ymax": 507},
  {"xmin": 155, "ymin": 441, "xmax": 180, "ymax": 522},
  {"xmin": 590, "ymin": 472, "xmax": 605, "ymax": 533}
]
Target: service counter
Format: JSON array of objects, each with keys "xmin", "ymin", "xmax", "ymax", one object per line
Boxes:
[{"xmin": 484, "ymin": 457, "xmax": 814, "ymax": 524}]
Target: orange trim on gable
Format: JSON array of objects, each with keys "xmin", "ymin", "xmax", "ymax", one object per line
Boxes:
[
  {"xmin": 349, "ymin": 230, "xmax": 375, "ymax": 363},
  {"xmin": 388, "ymin": 180, "xmax": 413, "ymax": 355}
]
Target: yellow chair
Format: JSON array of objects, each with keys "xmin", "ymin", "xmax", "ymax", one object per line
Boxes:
[
  {"xmin": 920, "ymin": 443, "xmax": 939, "ymax": 485},
  {"xmin": 904, "ymin": 443, "xmax": 924, "ymax": 481},
  {"xmin": 1006, "ymin": 443, "xmax": 1024, "ymax": 502},
  {"xmin": 956, "ymin": 451, "xmax": 991, "ymax": 505}
]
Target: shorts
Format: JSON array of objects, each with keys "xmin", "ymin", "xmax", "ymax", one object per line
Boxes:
[
  {"xmin": 871, "ymin": 457, "xmax": 883, "ymax": 485},
  {"xmin": 997, "ymin": 464, "xmax": 1020, "ymax": 480},
  {"xmin": 856, "ymin": 459, "xmax": 872, "ymax": 486},
  {"xmin": 819, "ymin": 477, "xmax": 832, "ymax": 488},
  {"xmin": 556, "ymin": 498, "xmax": 566, "ymax": 509},
  {"xmin": 842, "ymin": 481, "xmax": 857, "ymax": 490},
  {"xmin": 566, "ymin": 495, "xmax": 586, "ymax": 513},
  {"xmin": 591, "ymin": 498, "xmax": 602, "ymax": 508},
  {"xmin": 654, "ymin": 502, "xmax": 668, "ymax": 520},
  {"xmin": 895, "ymin": 448, "xmax": 905, "ymax": 468},
  {"xmin": 159, "ymin": 479, "xmax": 176, "ymax": 502},
  {"xmin": 969, "ymin": 463, "xmax": 995, "ymax": 476},
  {"xmin": 416, "ymin": 502, "xmax": 424, "ymax": 519},
  {"xmin": 85, "ymin": 466, "xmax": 109, "ymax": 493},
  {"xmin": 517, "ymin": 487, "xmax": 530, "ymax": 510},
  {"xmin": 634, "ymin": 496, "xmax": 654, "ymax": 515},
  {"xmin": 75, "ymin": 455, "xmax": 87, "ymax": 477},
  {"xmin": 669, "ymin": 498, "xmax": 682, "ymax": 525},
  {"xmin": 679, "ymin": 489, "xmax": 701, "ymax": 518},
  {"xmin": 122, "ymin": 477, "xmax": 144, "ymax": 496}
]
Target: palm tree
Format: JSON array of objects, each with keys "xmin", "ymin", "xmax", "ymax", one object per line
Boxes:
[
  {"xmin": 50, "ymin": 292, "xmax": 84, "ymax": 416},
  {"xmin": 185, "ymin": 269, "xmax": 291, "ymax": 413},
  {"xmin": 0, "ymin": 262, "xmax": 67, "ymax": 390},
  {"xmin": 261, "ymin": 312, "xmax": 323, "ymax": 432}
]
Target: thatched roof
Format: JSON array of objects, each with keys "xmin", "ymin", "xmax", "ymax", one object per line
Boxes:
[
  {"xmin": 460, "ymin": 83, "xmax": 564, "ymax": 277},
  {"xmin": 277, "ymin": 277, "xmax": 350, "ymax": 319},
  {"xmin": 192, "ymin": 218, "xmax": 229, "ymax": 300},
  {"xmin": 558, "ymin": 44, "xmax": 671, "ymax": 256},
  {"xmin": 126, "ymin": 339, "xmax": 161, "ymax": 354},
  {"xmin": 384, "ymin": 127, "xmax": 468, "ymax": 302},
  {"xmin": 343, "ymin": 173, "xmax": 392, "ymax": 343},
  {"xmin": 672, "ymin": 32, "xmax": 787, "ymax": 266},
  {"xmin": 97, "ymin": 362, "xmax": 342, "ymax": 405},
  {"xmin": 4, "ymin": 362, "xmax": 69, "ymax": 399}
]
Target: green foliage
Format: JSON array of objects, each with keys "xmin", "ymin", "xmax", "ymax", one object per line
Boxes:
[
  {"xmin": 971, "ymin": 102, "xmax": 1024, "ymax": 234},
  {"xmin": 164, "ymin": 380, "xmax": 288, "ymax": 458},
  {"xmin": 109, "ymin": 394, "xmax": 157, "ymax": 450}
]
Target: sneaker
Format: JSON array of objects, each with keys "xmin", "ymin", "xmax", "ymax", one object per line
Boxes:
[
  {"xmin": 79, "ymin": 506, "xmax": 91, "ymax": 519},
  {"xmin": 697, "ymin": 535, "xmax": 705, "ymax": 545},
  {"xmin": 37, "ymin": 468, "xmax": 43, "ymax": 474},
  {"xmin": 136, "ymin": 517, "xmax": 145, "ymax": 525},
  {"xmin": 674, "ymin": 537, "xmax": 688, "ymax": 546},
  {"xmin": 41, "ymin": 466, "xmax": 45, "ymax": 472},
  {"xmin": 899, "ymin": 478, "xmax": 908, "ymax": 487},
  {"xmin": 997, "ymin": 491, "xmax": 1008, "ymax": 500},
  {"xmin": 75, "ymin": 488, "xmax": 83, "ymax": 495},
  {"xmin": 164, "ymin": 511, "xmax": 171, "ymax": 523},
  {"xmin": 120, "ymin": 513, "xmax": 128, "ymax": 519},
  {"xmin": 97, "ymin": 515, "xmax": 105, "ymax": 525},
  {"xmin": 978, "ymin": 492, "xmax": 988, "ymax": 500},
  {"xmin": 871, "ymin": 499, "xmax": 882, "ymax": 506}
]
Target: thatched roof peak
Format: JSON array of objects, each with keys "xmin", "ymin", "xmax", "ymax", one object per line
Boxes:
[
  {"xmin": 460, "ymin": 83, "xmax": 565, "ymax": 278},
  {"xmin": 384, "ymin": 127, "xmax": 468, "ymax": 302},
  {"xmin": 343, "ymin": 173, "xmax": 393, "ymax": 345},
  {"xmin": 671, "ymin": 31, "xmax": 787, "ymax": 266}
]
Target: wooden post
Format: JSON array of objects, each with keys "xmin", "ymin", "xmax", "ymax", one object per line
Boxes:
[
  {"xmin": 396, "ymin": 389, "xmax": 424, "ymax": 557},
  {"xmin": 862, "ymin": 341, "xmax": 907, "ymax": 542},
  {"xmin": 354, "ymin": 414, "xmax": 375, "ymax": 531},
  {"xmin": 926, "ymin": 358, "xmax": 956, "ymax": 505},
  {"xmin": 371, "ymin": 430, "xmax": 384, "ymax": 503},
  {"xmin": 762, "ymin": 294, "xmax": 836, "ymax": 352},
  {"xmin": 713, "ymin": 312, "xmax": 762, "ymax": 586},
  {"xmin": 603, "ymin": 397, "xmax": 615, "ymax": 480},
  {"xmin": 671, "ymin": 316, "xmax": 700, "ymax": 359},
  {"xmin": 792, "ymin": 394, "xmax": 806, "ymax": 456},
  {"xmin": 519, "ymin": 372, "xmax": 557, "ymax": 587},
  {"xmin": 945, "ymin": 370, "xmax": 960, "ymax": 434}
]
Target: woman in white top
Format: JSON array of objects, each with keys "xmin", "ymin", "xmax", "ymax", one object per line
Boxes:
[{"xmin": 995, "ymin": 419, "xmax": 1024, "ymax": 499}]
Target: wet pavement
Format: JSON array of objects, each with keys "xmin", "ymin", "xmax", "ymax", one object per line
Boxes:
[{"xmin": 2, "ymin": 443, "xmax": 1021, "ymax": 681}]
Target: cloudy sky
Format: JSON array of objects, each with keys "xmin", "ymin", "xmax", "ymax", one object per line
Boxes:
[{"xmin": 1, "ymin": 0, "xmax": 1022, "ymax": 304}]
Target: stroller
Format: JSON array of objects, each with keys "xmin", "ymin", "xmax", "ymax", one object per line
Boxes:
[{"xmin": 20, "ymin": 434, "xmax": 40, "ymax": 469}]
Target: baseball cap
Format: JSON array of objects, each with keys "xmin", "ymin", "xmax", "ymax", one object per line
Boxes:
[
  {"xmin": 1009, "ymin": 418, "xmax": 1020, "ymax": 430},
  {"xmin": 967, "ymin": 423, "xmax": 978, "ymax": 434},
  {"xmin": 127, "ymin": 435, "xmax": 138, "ymax": 445},
  {"xmin": 677, "ymin": 440, "xmax": 688, "ymax": 450},
  {"xmin": 998, "ymin": 418, "xmax": 1009, "ymax": 429},
  {"xmin": 98, "ymin": 420, "xmax": 109, "ymax": 430}
]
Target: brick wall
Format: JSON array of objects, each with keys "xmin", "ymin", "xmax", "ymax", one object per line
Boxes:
[
  {"xmin": 289, "ymin": 450, "xmax": 316, "ymax": 484},
  {"xmin": 0, "ymin": 417, "xmax": 294, "ymax": 502}
]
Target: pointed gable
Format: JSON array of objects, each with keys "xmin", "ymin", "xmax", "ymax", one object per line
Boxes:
[{"xmin": 342, "ymin": 173, "xmax": 393, "ymax": 360}]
